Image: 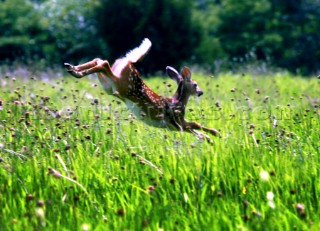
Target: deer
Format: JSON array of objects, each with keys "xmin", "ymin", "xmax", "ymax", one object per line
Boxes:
[{"xmin": 64, "ymin": 38, "xmax": 220, "ymax": 141}]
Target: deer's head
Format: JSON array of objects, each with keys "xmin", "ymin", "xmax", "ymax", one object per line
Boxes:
[{"xmin": 166, "ymin": 66, "xmax": 203, "ymax": 102}]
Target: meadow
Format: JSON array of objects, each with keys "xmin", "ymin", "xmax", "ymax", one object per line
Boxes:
[{"xmin": 0, "ymin": 69, "xmax": 319, "ymax": 230}]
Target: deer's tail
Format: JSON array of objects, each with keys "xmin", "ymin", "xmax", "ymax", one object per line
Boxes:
[
  {"xmin": 112, "ymin": 38, "xmax": 152, "ymax": 77},
  {"xmin": 126, "ymin": 38, "xmax": 152, "ymax": 63}
]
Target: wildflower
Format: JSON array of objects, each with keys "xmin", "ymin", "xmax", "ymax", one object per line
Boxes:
[
  {"xmin": 183, "ymin": 193, "xmax": 189, "ymax": 203},
  {"xmin": 148, "ymin": 185, "xmax": 155, "ymax": 193},
  {"xmin": 116, "ymin": 208, "xmax": 125, "ymax": 216},
  {"xmin": 296, "ymin": 203, "xmax": 304, "ymax": 210},
  {"xmin": 216, "ymin": 191, "xmax": 223, "ymax": 197},
  {"xmin": 26, "ymin": 194, "xmax": 34, "ymax": 201},
  {"xmin": 242, "ymin": 214, "xmax": 249, "ymax": 222},
  {"xmin": 260, "ymin": 170, "xmax": 269, "ymax": 181},
  {"xmin": 36, "ymin": 208, "xmax": 45, "ymax": 219},
  {"xmin": 296, "ymin": 203, "xmax": 306, "ymax": 218},
  {"xmin": 81, "ymin": 224, "xmax": 90, "ymax": 231},
  {"xmin": 47, "ymin": 167, "xmax": 62, "ymax": 178},
  {"xmin": 267, "ymin": 191, "xmax": 274, "ymax": 201},
  {"xmin": 36, "ymin": 200, "xmax": 45, "ymax": 207},
  {"xmin": 268, "ymin": 201, "xmax": 276, "ymax": 209},
  {"xmin": 267, "ymin": 191, "xmax": 275, "ymax": 209}
]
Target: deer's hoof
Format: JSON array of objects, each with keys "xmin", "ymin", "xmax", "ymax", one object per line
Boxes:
[
  {"xmin": 64, "ymin": 63, "xmax": 74, "ymax": 71},
  {"xmin": 198, "ymin": 134, "xmax": 214, "ymax": 144},
  {"xmin": 66, "ymin": 69, "xmax": 83, "ymax": 78},
  {"xmin": 210, "ymin": 128, "xmax": 221, "ymax": 137}
]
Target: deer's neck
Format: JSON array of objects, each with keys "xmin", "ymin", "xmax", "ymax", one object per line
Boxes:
[{"xmin": 173, "ymin": 83, "xmax": 190, "ymax": 110}]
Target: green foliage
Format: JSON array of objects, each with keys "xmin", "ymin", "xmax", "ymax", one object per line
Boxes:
[
  {"xmin": 37, "ymin": 0, "xmax": 107, "ymax": 62},
  {"xmin": 0, "ymin": 70, "xmax": 319, "ymax": 230},
  {"xmin": 95, "ymin": 0, "xmax": 201, "ymax": 72},
  {"xmin": 217, "ymin": 0, "xmax": 272, "ymax": 58},
  {"xmin": 0, "ymin": 0, "xmax": 42, "ymax": 60},
  {"xmin": 193, "ymin": 4, "xmax": 226, "ymax": 65},
  {"xmin": 0, "ymin": 0, "xmax": 105, "ymax": 65},
  {"xmin": 0, "ymin": 0, "xmax": 319, "ymax": 74},
  {"xmin": 215, "ymin": 0, "xmax": 320, "ymax": 75}
]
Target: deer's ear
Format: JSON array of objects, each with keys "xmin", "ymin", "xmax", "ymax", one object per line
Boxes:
[
  {"xmin": 166, "ymin": 66, "xmax": 182, "ymax": 84},
  {"xmin": 181, "ymin": 66, "xmax": 191, "ymax": 81}
]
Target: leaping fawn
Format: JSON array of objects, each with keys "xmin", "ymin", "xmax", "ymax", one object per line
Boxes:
[{"xmin": 64, "ymin": 38, "xmax": 220, "ymax": 141}]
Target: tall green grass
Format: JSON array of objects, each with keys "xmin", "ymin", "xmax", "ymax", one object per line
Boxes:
[{"xmin": 0, "ymin": 71, "xmax": 319, "ymax": 230}]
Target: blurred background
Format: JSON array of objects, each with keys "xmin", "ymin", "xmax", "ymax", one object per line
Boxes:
[{"xmin": 0, "ymin": 0, "xmax": 319, "ymax": 75}]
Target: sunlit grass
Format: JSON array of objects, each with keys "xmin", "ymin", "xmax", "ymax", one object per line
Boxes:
[{"xmin": 0, "ymin": 71, "xmax": 319, "ymax": 230}]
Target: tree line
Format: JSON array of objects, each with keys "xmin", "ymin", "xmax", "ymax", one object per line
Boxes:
[{"xmin": 1, "ymin": 0, "xmax": 319, "ymax": 75}]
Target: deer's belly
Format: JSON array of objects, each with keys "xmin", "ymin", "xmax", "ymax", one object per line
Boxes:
[
  {"xmin": 124, "ymin": 99, "xmax": 172, "ymax": 128},
  {"xmin": 97, "ymin": 73, "xmax": 116, "ymax": 95}
]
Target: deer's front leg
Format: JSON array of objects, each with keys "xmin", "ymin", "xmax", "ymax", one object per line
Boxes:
[
  {"xmin": 189, "ymin": 129, "xmax": 212, "ymax": 141},
  {"xmin": 184, "ymin": 121, "xmax": 221, "ymax": 137}
]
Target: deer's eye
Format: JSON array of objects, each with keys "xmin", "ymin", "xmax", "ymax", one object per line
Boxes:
[{"xmin": 193, "ymin": 83, "xmax": 198, "ymax": 88}]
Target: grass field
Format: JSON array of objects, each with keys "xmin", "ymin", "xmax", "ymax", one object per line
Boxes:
[{"xmin": 0, "ymin": 70, "xmax": 319, "ymax": 230}]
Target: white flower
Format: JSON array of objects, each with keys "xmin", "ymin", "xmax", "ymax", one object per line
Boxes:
[
  {"xmin": 260, "ymin": 170, "xmax": 269, "ymax": 181},
  {"xmin": 268, "ymin": 200, "xmax": 276, "ymax": 209},
  {"xmin": 267, "ymin": 191, "xmax": 274, "ymax": 201},
  {"xmin": 267, "ymin": 191, "xmax": 275, "ymax": 209},
  {"xmin": 36, "ymin": 208, "xmax": 45, "ymax": 218},
  {"xmin": 81, "ymin": 224, "xmax": 90, "ymax": 231},
  {"xmin": 183, "ymin": 193, "xmax": 189, "ymax": 203},
  {"xmin": 296, "ymin": 203, "xmax": 305, "ymax": 210}
]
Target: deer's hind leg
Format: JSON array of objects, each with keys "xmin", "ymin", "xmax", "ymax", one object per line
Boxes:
[
  {"xmin": 65, "ymin": 58, "xmax": 103, "ymax": 71},
  {"xmin": 64, "ymin": 58, "xmax": 105, "ymax": 78},
  {"xmin": 64, "ymin": 59, "xmax": 118, "ymax": 82}
]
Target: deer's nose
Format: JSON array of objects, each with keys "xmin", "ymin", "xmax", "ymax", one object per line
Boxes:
[{"xmin": 197, "ymin": 90, "xmax": 203, "ymax": 97}]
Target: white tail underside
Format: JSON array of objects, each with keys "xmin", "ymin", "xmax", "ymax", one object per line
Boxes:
[
  {"xmin": 126, "ymin": 38, "xmax": 152, "ymax": 63},
  {"xmin": 112, "ymin": 38, "xmax": 152, "ymax": 77}
]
